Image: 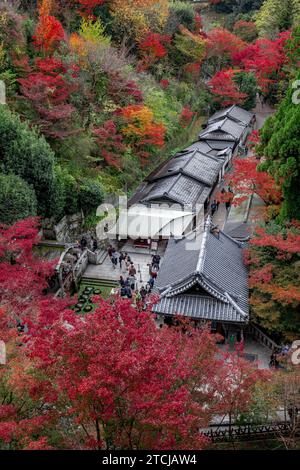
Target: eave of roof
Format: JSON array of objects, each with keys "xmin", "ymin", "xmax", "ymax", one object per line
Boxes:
[{"xmin": 154, "ymin": 217, "xmax": 249, "ymax": 320}]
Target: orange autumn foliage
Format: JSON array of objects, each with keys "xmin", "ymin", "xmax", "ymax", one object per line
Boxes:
[{"xmin": 121, "ymin": 105, "xmax": 166, "ymax": 147}]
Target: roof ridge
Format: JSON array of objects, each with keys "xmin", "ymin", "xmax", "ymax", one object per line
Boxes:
[
  {"xmin": 225, "ymin": 292, "xmax": 248, "ymax": 319},
  {"xmin": 196, "ymin": 216, "xmax": 211, "ymax": 273},
  {"xmin": 161, "ymin": 173, "xmax": 182, "ymax": 202}
]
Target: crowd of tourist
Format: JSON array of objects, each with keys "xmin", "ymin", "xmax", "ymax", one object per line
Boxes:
[{"xmin": 107, "ymin": 245, "xmax": 161, "ymax": 304}]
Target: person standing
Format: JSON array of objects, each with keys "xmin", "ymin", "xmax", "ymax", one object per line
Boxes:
[
  {"xmin": 211, "ymin": 200, "xmax": 218, "ymax": 217},
  {"xmin": 119, "ymin": 252, "xmax": 125, "ymax": 270},
  {"xmin": 107, "ymin": 244, "xmax": 113, "ymax": 259},
  {"xmin": 91, "ymin": 236, "xmax": 98, "ymax": 252},
  {"xmin": 111, "ymin": 249, "xmax": 118, "ymax": 269},
  {"xmin": 140, "ymin": 286, "xmax": 147, "ymax": 301},
  {"xmin": 80, "ymin": 236, "xmax": 88, "ymax": 251},
  {"xmin": 128, "ymin": 263, "xmax": 137, "ymax": 277}
]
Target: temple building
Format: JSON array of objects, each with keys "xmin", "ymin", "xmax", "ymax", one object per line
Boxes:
[{"xmin": 153, "ymin": 217, "xmax": 249, "ymax": 340}]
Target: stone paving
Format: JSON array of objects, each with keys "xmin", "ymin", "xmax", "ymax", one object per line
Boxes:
[{"xmin": 83, "ymin": 249, "xmax": 162, "ymax": 289}]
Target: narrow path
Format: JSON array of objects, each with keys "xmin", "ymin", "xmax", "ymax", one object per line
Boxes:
[{"xmin": 252, "ymin": 97, "xmax": 276, "ymax": 129}]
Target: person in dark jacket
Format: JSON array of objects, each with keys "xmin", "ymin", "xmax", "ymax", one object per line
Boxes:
[
  {"xmin": 80, "ymin": 237, "xmax": 88, "ymax": 250},
  {"xmin": 91, "ymin": 236, "xmax": 98, "ymax": 252},
  {"xmin": 211, "ymin": 200, "xmax": 218, "ymax": 217}
]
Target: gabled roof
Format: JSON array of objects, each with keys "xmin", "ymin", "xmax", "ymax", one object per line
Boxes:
[
  {"xmin": 199, "ymin": 117, "xmax": 246, "ymax": 142},
  {"xmin": 183, "ymin": 140, "xmax": 234, "ymax": 158},
  {"xmin": 208, "ymin": 105, "xmax": 254, "ymax": 127},
  {"xmin": 153, "ymin": 217, "xmax": 249, "ymax": 323},
  {"xmin": 141, "ymin": 173, "xmax": 211, "ymax": 206},
  {"xmin": 204, "ymin": 140, "xmax": 235, "ymax": 151},
  {"xmin": 147, "ymin": 149, "xmax": 224, "ymax": 187}
]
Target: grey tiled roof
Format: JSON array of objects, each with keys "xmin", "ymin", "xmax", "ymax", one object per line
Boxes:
[
  {"xmin": 199, "ymin": 118, "xmax": 246, "ymax": 142},
  {"xmin": 147, "ymin": 150, "xmax": 223, "ymax": 187},
  {"xmin": 208, "ymin": 105, "xmax": 254, "ymax": 127},
  {"xmin": 153, "ymin": 295, "xmax": 246, "ymax": 323},
  {"xmin": 184, "ymin": 141, "xmax": 233, "ymax": 160},
  {"xmin": 203, "ymin": 140, "xmax": 235, "ymax": 151},
  {"xmin": 153, "ymin": 218, "xmax": 249, "ymax": 323},
  {"xmin": 142, "ymin": 173, "xmax": 211, "ymax": 206},
  {"xmin": 223, "ymin": 221, "xmax": 252, "ymax": 241}
]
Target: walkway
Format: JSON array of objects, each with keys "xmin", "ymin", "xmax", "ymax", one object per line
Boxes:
[
  {"xmin": 83, "ymin": 250, "xmax": 163, "ymax": 290},
  {"xmin": 252, "ymin": 97, "xmax": 275, "ymax": 130},
  {"xmin": 210, "ymin": 96, "xmax": 276, "ymax": 230}
]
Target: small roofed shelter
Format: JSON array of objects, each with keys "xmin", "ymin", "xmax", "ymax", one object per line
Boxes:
[
  {"xmin": 153, "ymin": 217, "xmax": 249, "ymax": 339},
  {"xmin": 224, "ymin": 193, "xmax": 266, "ymax": 241}
]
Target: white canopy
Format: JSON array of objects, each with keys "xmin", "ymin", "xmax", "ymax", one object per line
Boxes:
[{"xmin": 107, "ymin": 204, "xmax": 195, "ymax": 240}]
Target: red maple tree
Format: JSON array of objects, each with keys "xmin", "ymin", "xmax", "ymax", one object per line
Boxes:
[
  {"xmin": 33, "ymin": 14, "xmax": 66, "ymax": 53},
  {"xmin": 138, "ymin": 32, "xmax": 171, "ymax": 69},
  {"xmin": 93, "ymin": 120, "xmax": 127, "ymax": 169},
  {"xmin": 233, "ymin": 32, "xmax": 291, "ymax": 93},
  {"xmin": 207, "ymin": 28, "xmax": 246, "ymax": 62},
  {"xmin": 208, "ymin": 69, "xmax": 248, "ymax": 107},
  {"xmin": 180, "ymin": 106, "xmax": 195, "ymax": 127},
  {"xmin": 69, "ymin": 0, "xmax": 106, "ymax": 16},
  {"xmin": 18, "ymin": 57, "xmax": 78, "ymax": 138},
  {"xmin": 0, "ymin": 218, "xmax": 65, "ymax": 450},
  {"xmin": 218, "ymin": 157, "xmax": 282, "ymax": 206}
]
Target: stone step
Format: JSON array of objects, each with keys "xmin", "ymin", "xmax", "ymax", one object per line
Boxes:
[{"xmin": 81, "ymin": 277, "xmax": 118, "ymax": 288}]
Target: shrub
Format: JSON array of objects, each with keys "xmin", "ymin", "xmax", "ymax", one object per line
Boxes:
[
  {"xmin": 164, "ymin": 1, "xmax": 195, "ymax": 36},
  {"xmin": 78, "ymin": 178, "xmax": 104, "ymax": 213},
  {"xmin": 0, "ymin": 173, "xmax": 37, "ymax": 225},
  {"xmin": 54, "ymin": 167, "xmax": 79, "ymax": 216},
  {"xmin": 0, "ymin": 106, "xmax": 56, "ymax": 218}
]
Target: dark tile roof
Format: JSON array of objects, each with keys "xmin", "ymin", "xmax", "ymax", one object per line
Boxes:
[
  {"xmin": 223, "ymin": 222, "xmax": 251, "ymax": 241},
  {"xmin": 202, "ymin": 140, "xmax": 235, "ymax": 151},
  {"xmin": 141, "ymin": 173, "xmax": 211, "ymax": 206},
  {"xmin": 147, "ymin": 150, "xmax": 223, "ymax": 187},
  {"xmin": 184, "ymin": 140, "xmax": 233, "ymax": 159},
  {"xmin": 154, "ymin": 295, "xmax": 246, "ymax": 323},
  {"xmin": 208, "ymin": 105, "xmax": 254, "ymax": 127},
  {"xmin": 199, "ymin": 118, "xmax": 246, "ymax": 142},
  {"xmin": 153, "ymin": 217, "xmax": 249, "ymax": 323}
]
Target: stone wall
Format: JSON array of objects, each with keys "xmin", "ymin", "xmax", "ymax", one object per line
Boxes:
[{"xmin": 42, "ymin": 212, "xmax": 84, "ymax": 242}]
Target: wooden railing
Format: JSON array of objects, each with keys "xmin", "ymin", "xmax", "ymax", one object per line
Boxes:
[
  {"xmin": 203, "ymin": 422, "xmax": 295, "ymax": 442},
  {"xmin": 247, "ymin": 323, "xmax": 281, "ymax": 353}
]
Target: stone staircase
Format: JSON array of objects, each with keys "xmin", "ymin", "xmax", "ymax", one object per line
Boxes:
[{"xmin": 80, "ymin": 277, "xmax": 118, "ymax": 289}]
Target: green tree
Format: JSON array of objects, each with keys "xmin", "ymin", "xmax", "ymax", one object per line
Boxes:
[
  {"xmin": 78, "ymin": 178, "xmax": 104, "ymax": 214},
  {"xmin": 233, "ymin": 71, "xmax": 257, "ymax": 110},
  {"xmin": 0, "ymin": 106, "xmax": 56, "ymax": 218},
  {"xmin": 255, "ymin": 0, "xmax": 300, "ymax": 39},
  {"xmin": 0, "ymin": 173, "xmax": 37, "ymax": 225},
  {"xmin": 258, "ymin": 71, "xmax": 300, "ymax": 220},
  {"xmin": 164, "ymin": 1, "xmax": 195, "ymax": 36}
]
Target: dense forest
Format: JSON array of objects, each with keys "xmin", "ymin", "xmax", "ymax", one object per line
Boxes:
[{"xmin": 0, "ymin": 0, "xmax": 300, "ymax": 451}]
